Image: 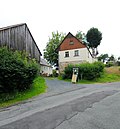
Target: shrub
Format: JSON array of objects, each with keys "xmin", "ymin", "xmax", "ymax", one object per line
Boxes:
[
  {"xmin": 117, "ymin": 61, "xmax": 120, "ymax": 66},
  {"xmin": 52, "ymin": 69, "xmax": 58, "ymax": 77},
  {"xmin": 62, "ymin": 64, "xmax": 73, "ymax": 79},
  {"xmin": 105, "ymin": 62, "xmax": 114, "ymax": 67},
  {"xmin": 0, "ymin": 47, "xmax": 39, "ymax": 93},
  {"xmin": 78, "ymin": 62, "xmax": 104, "ymax": 80},
  {"xmin": 62, "ymin": 62, "xmax": 104, "ymax": 80}
]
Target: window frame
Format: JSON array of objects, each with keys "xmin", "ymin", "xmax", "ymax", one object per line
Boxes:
[
  {"xmin": 65, "ymin": 51, "xmax": 69, "ymax": 58},
  {"xmin": 69, "ymin": 41, "xmax": 74, "ymax": 45},
  {"xmin": 74, "ymin": 50, "xmax": 79, "ymax": 57}
]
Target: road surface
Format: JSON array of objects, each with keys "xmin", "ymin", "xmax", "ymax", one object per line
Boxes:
[{"xmin": 0, "ymin": 79, "xmax": 120, "ymax": 129}]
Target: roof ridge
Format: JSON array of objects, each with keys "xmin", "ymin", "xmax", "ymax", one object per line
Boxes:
[{"xmin": 0, "ymin": 23, "xmax": 26, "ymax": 31}]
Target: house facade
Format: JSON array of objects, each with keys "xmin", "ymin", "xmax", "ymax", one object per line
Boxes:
[
  {"xmin": 0, "ymin": 23, "xmax": 42, "ymax": 62},
  {"xmin": 57, "ymin": 32, "xmax": 96, "ymax": 73},
  {"xmin": 40, "ymin": 58, "xmax": 52, "ymax": 76}
]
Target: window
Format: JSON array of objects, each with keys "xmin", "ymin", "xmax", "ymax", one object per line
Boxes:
[
  {"xmin": 65, "ymin": 51, "xmax": 69, "ymax": 57},
  {"xmin": 69, "ymin": 41, "xmax": 74, "ymax": 45},
  {"xmin": 74, "ymin": 50, "xmax": 79, "ymax": 56}
]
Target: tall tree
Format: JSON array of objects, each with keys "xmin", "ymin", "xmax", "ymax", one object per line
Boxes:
[
  {"xmin": 44, "ymin": 31, "xmax": 65, "ymax": 66},
  {"xmin": 86, "ymin": 27, "xmax": 102, "ymax": 57}
]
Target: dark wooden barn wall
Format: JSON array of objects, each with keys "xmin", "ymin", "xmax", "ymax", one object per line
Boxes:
[{"xmin": 0, "ymin": 24, "xmax": 40, "ymax": 62}]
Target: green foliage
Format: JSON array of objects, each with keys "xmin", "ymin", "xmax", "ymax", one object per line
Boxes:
[
  {"xmin": 0, "ymin": 47, "xmax": 39, "ymax": 93},
  {"xmin": 62, "ymin": 62, "xmax": 104, "ymax": 80},
  {"xmin": 108, "ymin": 55, "xmax": 115, "ymax": 61},
  {"xmin": 95, "ymin": 73, "xmax": 120, "ymax": 83},
  {"xmin": 117, "ymin": 61, "xmax": 120, "ymax": 66},
  {"xmin": 62, "ymin": 64, "xmax": 73, "ymax": 79},
  {"xmin": 0, "ymin": 76, "xmax": 47, "ymax": 107},
  {"xmin": 52, "ymin": 69, "xmax": 58, "ymax": 77},
  {"xmin": 79, "ymin": 73, "xmax": 120, "ymax": 84},
  {"xmin": 44, "ymin": 31, "xmax": 65, "ymax": 66},
  {"xmin": 86, "ymin": 27, "xmax": 102, "ymax": 48},
  {"xmin": 105, "ymin": 62, "xmax": 114, "ymax": 67},
  {"xmin": 98, "ymin": 54, "xmax": 108, "ymax": 62},
  {"xmin": 76, "ymin": 31, "xmax": 83, "ymax": 39},
  {"xmin": 117, "ymin": 57, "xmax": 120, "ymax": 66},
  {"xmin": 86, "ymin": 27, "xmax": 102, "ymax": 57}
]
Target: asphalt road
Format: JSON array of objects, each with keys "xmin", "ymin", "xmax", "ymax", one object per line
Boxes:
[{"xmin": 0, "ymin": 79, "xmax": 120, "ymax": 129}]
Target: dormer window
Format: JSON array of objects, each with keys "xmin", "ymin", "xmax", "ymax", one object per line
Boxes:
[{"xmin": 69, "ymin": 41, "xmax": 74, "ymax": 45}]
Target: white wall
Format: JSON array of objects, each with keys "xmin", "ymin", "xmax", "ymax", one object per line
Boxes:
[
  {"xmin": 59, "ymin": 48, "xmax": 94, "ymax": 63},
  {"xmin": 40, "ymin": 65, "xmax": 52, "ymax": 76}
]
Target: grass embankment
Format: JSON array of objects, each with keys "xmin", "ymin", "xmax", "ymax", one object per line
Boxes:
[
  {"xmin": 80, "ymin": 66, "xmax": 120, "ymax": 84},
  {"xmin": 0, "ymin": 76, "xmax": 47, "ymax": 108},
  {"xmin": 59, "ymin": 66, "xmax": 120, "ymax": 84},
  {"xmin": 79, "ymin": 73, "xmax": 120, "ymax": 84}
]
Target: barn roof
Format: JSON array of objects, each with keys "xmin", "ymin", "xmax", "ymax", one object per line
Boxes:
[
  {"xmin": 0, "ymin": 23, "xmax": 26, "ymax": 31},
  {"xmin": 0, "ymin": 23, "xmax": 42, "ymax": 56}
]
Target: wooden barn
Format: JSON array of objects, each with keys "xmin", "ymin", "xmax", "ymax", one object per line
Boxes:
[{"xmin": 0, "ymin": 23, "xmax": 42, "ymax": 62}]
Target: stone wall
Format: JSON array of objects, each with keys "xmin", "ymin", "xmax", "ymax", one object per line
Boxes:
[{"xmin": 59, "ymin": 60, "xmax": 87, "ymax": 73}]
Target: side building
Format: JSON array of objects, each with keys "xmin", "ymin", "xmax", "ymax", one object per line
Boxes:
[
  {"xmin": 57, "ymin": 32, "xmax": 96, "ymax": 73},
  {"xmin": 0, "ymin": 23, "xmax": 42, "ymax": 62},
  {"xmin": 40, "ymin": 58, "xmax": 52, "ymax": 76}
]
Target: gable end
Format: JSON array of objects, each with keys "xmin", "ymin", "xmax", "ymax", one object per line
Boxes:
[{"xmin": 57, "ymin": 32, "xmax": 86, "ymax": 51}]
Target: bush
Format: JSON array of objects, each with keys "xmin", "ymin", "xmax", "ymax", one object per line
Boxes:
[
  {"xmin": 117, "ymin": 61, "xmax": 120, "ymax": 66},
  {"xmin": 0, "ymin": 47, "xmax": 39, "ymax": 93},
  {"xmin": 52, "ymin": 69, "xmax": 58, "ymax": 77},
  {"xmin": 79, "ymin": 62, "xmax": 104, "ymax": 80},
  {"xmin": 62, "ymin": 62, "xmax": 104, "ymax": 80},
  {"xmin": 62, "ymin": 64, "xmax": 73, "ymax": 79},
  {"xmin": 105, "ymin": 62, "xmax": 114, "ymax": 67}
]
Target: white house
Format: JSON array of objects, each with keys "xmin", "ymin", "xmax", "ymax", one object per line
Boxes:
[
  {"xmin": 40, "ymin": 59, "xmax": 52, "ymax": 76},
  {"xmin": 56, "ymin": 32, "xmax": 96, "ymax": 73}
]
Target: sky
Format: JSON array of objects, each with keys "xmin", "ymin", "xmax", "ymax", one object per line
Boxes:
[{"xmin": 0, "ymin": 0, "xmax": 120, "ymax": 58}]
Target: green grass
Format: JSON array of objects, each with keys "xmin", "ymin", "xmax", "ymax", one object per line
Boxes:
[
  {"xmin": 0, "ymin": 76, "xmax": 47, "ymax": 108},
  {"xmin": 95, "ymin": 73, "xmax": 120, "ymax": 83},
  {"xmin": 79, "ymin": 73, "xmax": 120, "ymax": 84},
  {"xmin": 58, "ymin": 73, "xmax": 120, "ymax": 84}
]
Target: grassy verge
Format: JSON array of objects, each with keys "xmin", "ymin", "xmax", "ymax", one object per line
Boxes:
[
  {"xmin": 78, "ymin": 73, "xmax": 120, "ymax": 84},
  {"xmin": 0, "ymin": 76, "xmax": 47, "ymax": 108},
  {"xmin": 105, "ymin": 66, "xmax": 120, "ymax": 74},
  {"xmin": 58, "ymin": 73, "xmax": 120, "ymax": 84}
]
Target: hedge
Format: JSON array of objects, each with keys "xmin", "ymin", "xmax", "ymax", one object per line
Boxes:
[
  {"xmin": 0, "ymin": 47, "xmax": 39, "ymax": 93},
  {"xmin": 62, "ymin": 62, "xmax": 104, "ymax": 80}
]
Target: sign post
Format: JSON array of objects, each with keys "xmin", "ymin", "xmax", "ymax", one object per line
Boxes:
[{"xmin": 72, "ymin": 67, "xmax": 79, "ymax": 83}]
